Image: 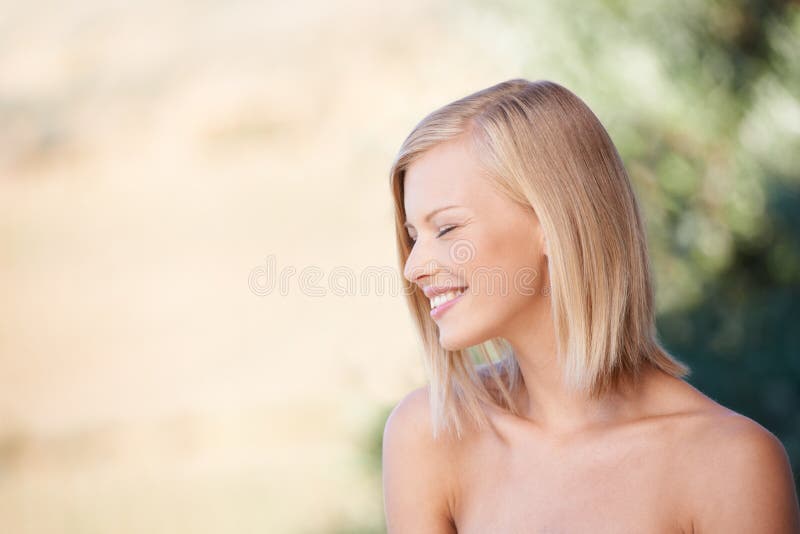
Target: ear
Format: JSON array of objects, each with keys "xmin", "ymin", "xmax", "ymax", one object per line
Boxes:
[{"xmin": 539, "ymin": 228, "xmax": 549, "ymax": 258}]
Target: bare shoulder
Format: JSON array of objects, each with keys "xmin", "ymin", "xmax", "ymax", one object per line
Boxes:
[
  {"xmin": 682, "ymin": 406, "xmax": 800, "ymax": 533},
  {"xmin": 382, "ymin": 385, "xmax": 458, "ymax": 533},
  {"xmin": 383, "ymin": 385, "xmax": 459, "ymax": 448}
]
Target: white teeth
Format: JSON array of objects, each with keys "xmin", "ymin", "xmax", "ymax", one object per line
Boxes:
[{"xmin": 430, "ymin": 288, "xmax": 466, "ymax": 309}]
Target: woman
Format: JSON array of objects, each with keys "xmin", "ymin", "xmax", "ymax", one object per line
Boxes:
[{"xmin": 382, "ymin": 79, "xmax": 800, "ymax": 533}]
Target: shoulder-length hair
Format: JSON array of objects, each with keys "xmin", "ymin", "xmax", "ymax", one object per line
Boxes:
[{"xmin": 389, "ymin": 79, "xmax": 690, "ymax": 440}]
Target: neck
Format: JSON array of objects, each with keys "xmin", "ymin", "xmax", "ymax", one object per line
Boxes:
[{"xmin": 501, "ymin": 299, "xmax": 653, "ymax": 437}]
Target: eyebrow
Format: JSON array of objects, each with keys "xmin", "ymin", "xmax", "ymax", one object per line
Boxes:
[{"xmin": 403, "ymin": 205, "xmax": 462, "ymax": 230}]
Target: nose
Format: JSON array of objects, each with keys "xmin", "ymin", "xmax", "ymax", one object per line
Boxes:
[{"xmin": 403, "ymin": 240, "xmax": 443, "ymax": 285}]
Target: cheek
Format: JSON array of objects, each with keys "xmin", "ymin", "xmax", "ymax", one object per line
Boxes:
[
  {"xmin": 457, "ymin": 243, "xmax": 505, "ymax": 301},
  {"xmin": 465, "ymin": 231, "xmax": 545, "ymax": 306},
  {"xmin": 440, "ymin": 238, "xmax": 544, "ymax": 348}
]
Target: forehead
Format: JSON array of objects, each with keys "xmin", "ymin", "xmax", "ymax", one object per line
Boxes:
[{"xmin": 403, "ymin": 138, "xmax": 488, "ymax": 218}]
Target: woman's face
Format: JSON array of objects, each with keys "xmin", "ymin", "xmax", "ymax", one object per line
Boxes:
[{"xmin": 402, "ymin": 136, "xmax": 550, "ymax": 350}]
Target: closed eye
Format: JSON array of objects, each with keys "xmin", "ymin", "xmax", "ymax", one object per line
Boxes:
[
  {"xmin": 437, "ymin": 225, "xmax": 457, "ymax": 238},
  {"xmin": 407, "ymin": 225, "xmax": 458, "ymax": 245}
]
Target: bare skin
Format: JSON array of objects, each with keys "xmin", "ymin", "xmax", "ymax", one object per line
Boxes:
[
  {"xmin": 385, "ymin": 368, "xmax": 800, "ymax": 533},
  {"xmin": 451, "ymin": 366, "xmax": 748, "ymax": 533},
  {"xmin": 383, "ymin": 135, "xmax": 800, "ymax": 533}
]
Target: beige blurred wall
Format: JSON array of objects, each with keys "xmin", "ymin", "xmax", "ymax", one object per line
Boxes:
[{"xmin": 0, "ymin": 0, "xmax": 582, "ymax": 531}]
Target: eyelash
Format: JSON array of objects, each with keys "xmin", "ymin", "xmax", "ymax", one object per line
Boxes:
[{"xmin": 408, "ymin": 225, "xmax": 457, "ymax": 244}]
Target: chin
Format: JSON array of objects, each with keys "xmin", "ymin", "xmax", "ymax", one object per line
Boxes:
[
  {"xmin": 437, "ymin": 323, "xmax": 492, "ymax": 352},
  {"xmin": 438, "ymin": 333, "xmax": 468, "ymax": 351}
]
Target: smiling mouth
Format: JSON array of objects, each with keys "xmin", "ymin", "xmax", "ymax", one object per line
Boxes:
[{"xmin": 429, "ymin": 287, "xmax": 468, "ymax": 310}]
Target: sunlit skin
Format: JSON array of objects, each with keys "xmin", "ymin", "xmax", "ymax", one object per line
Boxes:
[{"xmin": 389, "ymin": 135, "xmax": 800, "ymax": 533}]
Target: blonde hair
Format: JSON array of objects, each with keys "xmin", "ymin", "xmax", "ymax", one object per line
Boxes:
[{"xmin": 389, "ymin": 79, "xmax": 691, "ymax": 440}]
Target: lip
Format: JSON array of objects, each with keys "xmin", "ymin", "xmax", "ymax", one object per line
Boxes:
[{"xmin": 430, "ymin": 289, "xmax": 467, "ymax": 320}]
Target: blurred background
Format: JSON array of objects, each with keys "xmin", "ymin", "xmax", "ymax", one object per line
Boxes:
[{"xmin": 1, "ymin": 0, "xmax": 798, "ymax": 532}]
